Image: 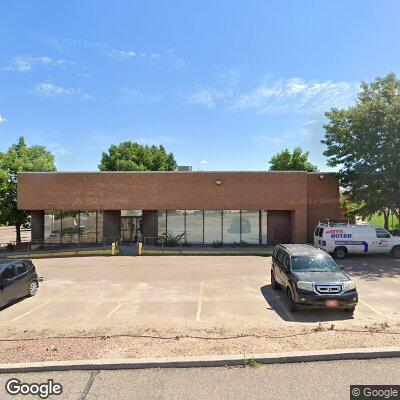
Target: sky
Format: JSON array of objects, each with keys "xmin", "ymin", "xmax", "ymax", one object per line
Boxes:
[{"xmin": 0, "ymin": 0, "xmax": 399, "ymax": 172}]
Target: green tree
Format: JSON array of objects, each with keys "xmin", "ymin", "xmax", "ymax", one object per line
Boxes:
[
  {"xmin": 99, "ymin": 141, "xmax": 177, "ymax": 171},
  {"xmin": 322, "ymin": 73, "xmax": 400, "ymax": 228},
  {"xmin": 268, "ymin": 147, "xmax": 318, "ymax": 172},
  {"xmin": 0, "ymin": 137, "xmax": 56, "ymax": 242}
]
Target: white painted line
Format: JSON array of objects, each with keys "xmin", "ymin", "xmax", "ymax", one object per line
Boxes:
[
  {"xmin": 13, "ymin": 284, "xmax": 78, "ymax": 321},
  {"xmin": 195, "ymin": 281, "xmax": 204, "ymax": 321},
  {"xmin": 107, "ymin": 284, "xmax": 140, "ymax": 318},
  {"xmin": 359, "ymin": 299, "xmax": 386, "ymax": 317}
]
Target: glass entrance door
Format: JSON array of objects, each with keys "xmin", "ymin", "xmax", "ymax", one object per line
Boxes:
[{"xmin": 121, "ymin": 216, "xmax": 142, "ymax": 242}]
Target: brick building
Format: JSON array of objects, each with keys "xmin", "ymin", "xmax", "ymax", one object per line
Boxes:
[{"xmin": 17, "ymin": 171, "xmax": 340, "ymax": 245}]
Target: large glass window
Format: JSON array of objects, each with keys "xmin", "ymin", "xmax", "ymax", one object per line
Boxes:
[
  {"xmin": 44, "ymin": 211, "xmax": 62, "ymax": 243},
  {"xmin": 157, "ymin": 211, "xmax": 167, "ymax": 237},
  {"xmin": 223, "ymin": 210, "xmax": 240, "ymax": 244},
  {"xmin": 79, "ymin": 211, "xmax": 97, "ymax": 244},
  {"xmin": 97, "ymin": 211, "xmax": 103, "ymax": 243},
  {"xmin": 261, "ymin": 211, "xmax": 268, "ymax": 244},
  {"xmin": 167, "ymin": 210, "xmax": 185, "ymax": 237},
  {"xmin": 61, "ymin": 211, "xmax": 79, "ymax": 243},
  {"xmin": 185, "ymin": 210, "xmax": 203, "ymax": 244},
  {"xmin": 241, "ymin": 210, "xmax": 260, "ymax": 244},
  {"xmin": 204, "ymin": 210, "xmax": 222, "ymax": 244}
]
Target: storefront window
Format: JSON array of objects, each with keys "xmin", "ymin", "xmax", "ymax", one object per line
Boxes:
[
  {"xmin": 241, "ymin": 210, "xmax": 260, "ymax": 244},
  {"xmin": 97, "ymin": 211, "xmax": 103, "ymax": 243},
  {"xmin": 79, "ymin": 211, "xmax": 97, "ymax": 243},
  {"xmin": 157, "ymin": 210, "xmax": 167, "ymax": 237},
  {"xmin": 44, "ymin": 211, "xmax": 62, "ymax": 243},
  {"xmin": 167, "ymin": 210, "xmax": 185, "ymax": 238},
  {"xmin": 261, "ymin": 211, "xmax": 268, "ymax": 244},
  {"xmin": 185, "ymin": 210, "xmax": 203, "ymax": 244},
  {"xmin": 61, "ymin": 211, "xmax": 79, "ymax": 243},
  {"xmin": 204, "ymin": 210, "xmax": 222, "ymax": 244},
  {"xmin": 222, "ymin": 210, "xmax": 240, "ymax": 244}
]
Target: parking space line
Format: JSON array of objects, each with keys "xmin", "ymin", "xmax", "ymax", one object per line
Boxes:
[
  {"xmin": 195, "ymin": 281, "xmax": 204, "ymax": 321},
  {"xmin": 12, "ymin": 284, "xmax": 78, "ymax": 321},
  {"xmin": 359, "ymin": 299, "xmax": 386, "ymax": 317},
  {"xmin": 107, "ymin": 284, "xmax": 140, "ymax": 318}
]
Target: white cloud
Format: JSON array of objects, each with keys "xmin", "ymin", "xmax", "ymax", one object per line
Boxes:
[
  {"xmin": 167, "ymin": 48, "xmax": 186, "ymax": 68},
  {"xmin": 186, "ymin": 87, "xmax": 232, "ymax": 108},
  {"xmin": 2, "ymin": 55, "xmax": 74, "ymax": 72},
  {"xmin": 120, "ymin": 87, "xmax": 162, "ymax": 103},
  {"xmin": 186, "ymin": 76, "xmax": 358, "ymax": 115},
  {"xmin": 34, "ymin": 83, "xmax": 93, "ymax": 100},
  {"xmin": 200, "ymin": 160, "xmax": 209, "ymax": 165},
  {"xmin": 108, "ymin": 49, "xmax": 137, "ymax": 60},
  {"xmin": 254, "ymin": 134, "xmax": 283, "ymax": 145},
  {"xmin": 231, "ymin": 77, "xmax": 358, "ymax": 114},
  {"xmin": 305, "ymin": 120, "xmax": 318, "ymax": 125},
  {"xmin": 0, "ymin": 114, "xmax": 7, "ymax": 123},
  {"xmin": 150, "ymin": 53, "xmax": 160, "ymax": 58}
]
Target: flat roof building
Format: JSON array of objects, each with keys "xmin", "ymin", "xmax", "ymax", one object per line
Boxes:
[{"xmin": 17, "ymin": 171, "xmax": 340, "ymax": 246}]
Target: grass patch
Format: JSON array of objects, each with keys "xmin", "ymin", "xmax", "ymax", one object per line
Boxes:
[
  {"xmin": 6, "ymin": 249, "xmax": 115, "ymax": 259},
  {"xmin": 367, "ymin": 214, "xmax": 399, "ymax": 230}
]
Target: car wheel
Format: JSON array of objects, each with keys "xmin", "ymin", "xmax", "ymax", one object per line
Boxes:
[
  {"xmin": 271, "ymin": 271, "xmax": 279, "ymax": 290},
  {"xmin": 28, "ymin": 281, "xmax": 38, "ymax": 297},
  {"xmin": 286, "ymin": 288, "xmax": 298, "ymax": 313},
  {"xmin": 393, "ymin": 246, "xmax": 400, "ymax": 259},
  {"xmin": 334, "ymin": 247, "xmax": 347, "ymax": 259}
]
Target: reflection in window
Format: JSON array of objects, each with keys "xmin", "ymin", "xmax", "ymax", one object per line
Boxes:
[
  {"xmin": 61, "ymin": 211, "xmax": 79, "ymax": 243},
  {"xmin": 167, "ymin": 210, "xmax": 185, "ymax": 237},
  {"xmin": 223, "ymin": 210, "xmax": 240, "ymax": 244},
  {"xmin": 186, "ymin": 210, "xmax": 203, "ymax": 244},
  {"xmin": 261, "ymin": 211, "xmax": 268, "ymax": 244},
  {"xmin": 204, "ymin": 210, "xmax": 222, "ymax": 244},
  {"xmin": 79, "ymin": 211, "xmax": 97, "ymax": 243},
  {"xmin": 241, "ymin": 210, "xmax": 260, "ymax": 244},
  {"xmin": 44, "ymin": 211, "xmax": 62, "ymax": 243},
  {"xmin": 157, "ymin": 211, "xmax": 167, "ymax": 237},
  {"xmin": 97, "ymin": 211, "xmax": 103, "ymax": 243}
]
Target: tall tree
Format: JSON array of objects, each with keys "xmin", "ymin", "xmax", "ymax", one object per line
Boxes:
[
  {"xmin": 322, "ymin": 73, "xmax": 400, "ymax": 228},
  {"xmin": 99, "ymin": 141, "xmax": 177, "ymax": 171},
  {"xmin": 268, "ymin": 146, "xmax": 318, "ymax": 172},
  {"xmin": 0, "ymin": 137, "xmax": 56, "ymax": 242}
]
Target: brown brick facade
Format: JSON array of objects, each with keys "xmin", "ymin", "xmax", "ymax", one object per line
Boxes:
[{"xmin": 17, "ymin": 171, "xmax": 340, "ymax": 244}]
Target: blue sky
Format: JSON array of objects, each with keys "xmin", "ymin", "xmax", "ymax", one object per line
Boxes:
[{"xmin": 0, "ymin": 0, "xmax": 399, "ymax": 171}]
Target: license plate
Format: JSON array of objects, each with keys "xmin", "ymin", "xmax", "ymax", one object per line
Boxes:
[{"xmin": 325, "ymin": 299, "xmax": 339, "ymax": 308}]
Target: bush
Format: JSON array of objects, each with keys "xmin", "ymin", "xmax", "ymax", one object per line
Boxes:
[
  {"xmin": 240, "ymin": 241, "xmax": 249, "ymax": 247},
  {"xmin": 161, "ymin": 232, "xmax": 185, "ymax": 247},
  {"xmin": 213, "ymin": 240, "xmax": 223, "ymax": 247}
]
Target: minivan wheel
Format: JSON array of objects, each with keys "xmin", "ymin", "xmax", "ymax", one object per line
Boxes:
[
  {"xmin": 393, "ymin": 246, "xmax": 400, "ymax": 259},
  {"xmin": 271, "ymin": 271, "xmax": 279, "ymax": 290},
  {"xmin": 28, "ymin": 281, "xmax": 38, "ymax": 297},
  {"xmin": 286, "ymin": 288, "xmax": 298, "ymax": 313},
  {"xmin": 334, "ymin": 247, "xmax": 347, "ymax": 259}
]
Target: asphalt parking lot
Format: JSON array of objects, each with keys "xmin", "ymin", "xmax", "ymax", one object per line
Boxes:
[{"xmin": 1, "ymin": 255, "xmax": 399, "ymax": 335}]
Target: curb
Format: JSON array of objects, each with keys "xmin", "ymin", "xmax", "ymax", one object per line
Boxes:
[{"xmin": 0, "ymin": 347, "xmax": 399, "ymax": 373}]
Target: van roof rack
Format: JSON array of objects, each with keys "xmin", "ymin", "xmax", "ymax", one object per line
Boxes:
[{"xmin": 318, "ymin": 219, "xmax": 349, "ymax": 227}]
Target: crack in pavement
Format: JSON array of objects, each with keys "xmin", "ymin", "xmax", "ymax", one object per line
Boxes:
[{"xmin": 79, "ymin": 370, "xmax": 100, "ymax": 400}]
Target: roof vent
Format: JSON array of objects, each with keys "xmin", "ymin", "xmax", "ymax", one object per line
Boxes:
[{"xmin": 177, "ymin": 165, "xmax": 192, "ymax": 172}]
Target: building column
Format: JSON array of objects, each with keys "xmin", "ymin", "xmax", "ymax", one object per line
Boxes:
[
  {"xmin": 103, "ymin": 210, "xmax": 121, "ymax": 244},
  {"xmin": 142, "ymin": 210, "xmax": 158, "ymax": 245},
  {"xmin": 31, "ymin": 210, "xmax": 45, "ymax": 242},
  {"xmin": 291, "ymin": 209, "xmax": 308, "ymax": 244}
]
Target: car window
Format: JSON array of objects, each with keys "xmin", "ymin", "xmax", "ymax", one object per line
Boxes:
[
  {"xmin": 283, "ymin": 254, "xmax": 290, "ymax": 269},
  {"xmin": 2, "ymin": 265, "xmax": 16, "ymax": 280},
  {"xmin": 314, "ymin": 228, "xmax": 319, "ymax": 236},
  {"xmin": 291, "ymin": 255, "xmax": 339, "ymax": 272},
  {"xmin": 318, "ymin": 228, "xmax": 324, "ymax": 237},
  {"xmin": 15, "ymin": 262, "xmax": 27, "ymax": 276},
  {"xmin": 272, "ymin": 248, "xmax": 278, "ymax": 260},
  {"xmin": 276, "ymin": 249, "xmax": 285, "ymax": 265},
  {"xmin": 375, "ymin": 228, "xmax": 391, "ymax": 239}
]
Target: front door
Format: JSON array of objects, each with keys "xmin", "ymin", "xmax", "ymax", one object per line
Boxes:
[{"xmin": 121, "ymin": 217, "xmax": 142, "ymax": 243}]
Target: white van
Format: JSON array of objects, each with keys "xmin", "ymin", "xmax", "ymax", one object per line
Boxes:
[{"xmin": 314, "ymin": 221, "xmax": 400, "ymax": 259}]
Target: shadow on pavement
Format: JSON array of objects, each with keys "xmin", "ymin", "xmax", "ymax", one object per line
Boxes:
[
  {"xmin": 337, "ymin": 255, "xmax": 400, "ymax": 281},
  {"xmin": 260, "ymin": 285, "xmax": 354, "ymax": 323},
  {"xmin": 0, "ymin": 296, "xmax": 26, "ymax": 312}
]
